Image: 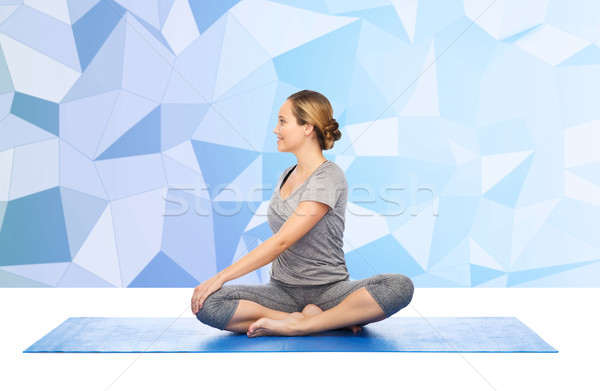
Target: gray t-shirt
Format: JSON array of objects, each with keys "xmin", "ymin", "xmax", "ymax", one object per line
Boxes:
[{"xmin": 267, "ymin": 160, "xmax": 350, "ymax": 286}]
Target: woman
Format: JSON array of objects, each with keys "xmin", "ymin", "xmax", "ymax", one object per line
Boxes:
[{"xmin": 191, "ymin": 90, "xmax": 414, "ymax": 337}]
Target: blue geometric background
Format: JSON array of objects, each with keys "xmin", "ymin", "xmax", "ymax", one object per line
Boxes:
[{"xmin": 0, "ymin": 0, "xmax": 599, "ymax": 287}]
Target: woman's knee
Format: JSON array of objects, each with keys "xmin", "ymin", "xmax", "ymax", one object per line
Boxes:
[
  {"xmin": 379, "ymin": 273, "xmax": 414, "ymax": 313},
  {"xmin": 397, "ymin": 274, "xmax": 414, "ymax": 305},
  {"xmin": 195, "ymin": 288, "xmax": 236, "ymax": 330}
]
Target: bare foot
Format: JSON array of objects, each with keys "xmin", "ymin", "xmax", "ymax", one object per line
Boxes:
[
  {"xmin": 247, "ymin": 312, "xmax": 304, "ymax": 337},
  {"xmin": 347, "ymin": 324, "xmax": 363, "ymax": 333},
  {"xmin": 302, "ymin": 304, "xmax": 362, "ymax": 333}
]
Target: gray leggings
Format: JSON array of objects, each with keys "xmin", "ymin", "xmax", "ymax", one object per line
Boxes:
[{"xmin": 196, "ymin": 273, "xmax": 414, "ymax": 331}]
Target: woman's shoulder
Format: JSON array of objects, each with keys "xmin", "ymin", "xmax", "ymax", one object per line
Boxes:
[
  {"xmin": 281, "ymin": 160, "xmax": 345, "ymax": 181},
  {"xmin": 324, "ymin": 160, "xmax": 345, "ymax": 174},
  {"xmin": 324, "ymin": 160, "xmax": 344, "ymax": 173},
  {"xmin": 316, "ymin": 160, "xmax": 347, "ymax": 183}
]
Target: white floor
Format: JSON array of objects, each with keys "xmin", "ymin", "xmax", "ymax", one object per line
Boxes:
[{"xmin": 1, "ymin": 288, "xmax": 598, "ymax": 391}]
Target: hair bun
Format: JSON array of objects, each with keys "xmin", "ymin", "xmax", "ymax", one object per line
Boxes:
[
  {"xmin": 323, "ymin": 119, "xmax": 341, "ymax": 141},
  {"xmin": 321, "ymin": 119, "xmax": 341, "ymax": 150}
]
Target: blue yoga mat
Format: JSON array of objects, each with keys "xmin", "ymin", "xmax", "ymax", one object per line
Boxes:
[{"xmin": 23, "ymin": 316, "xmax": 557, "ymax": 353}]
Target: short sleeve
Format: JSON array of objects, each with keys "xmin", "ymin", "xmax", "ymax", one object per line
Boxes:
[{"xmin": 299, "ymin": 166, "xmax": 346, "ymax": 209}]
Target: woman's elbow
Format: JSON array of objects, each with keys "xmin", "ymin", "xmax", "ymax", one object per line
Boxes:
[{"xmin": 270, "ymin": 233, "xmax": 290, "ymax": 253}]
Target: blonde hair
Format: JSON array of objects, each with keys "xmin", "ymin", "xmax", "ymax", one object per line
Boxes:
[{"xmin": 286, "ymin": 90, "xmax": 341, "ymax": 150}]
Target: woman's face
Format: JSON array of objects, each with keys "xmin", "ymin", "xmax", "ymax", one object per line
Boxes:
[{"xmin": 273, "ymin": 100, "xmax": 306, "ymax": 151}]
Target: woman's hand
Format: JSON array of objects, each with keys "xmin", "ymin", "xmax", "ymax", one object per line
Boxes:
[{"xmin": 191, "ymin": 275, "xmax": 224, "ymax": 315}]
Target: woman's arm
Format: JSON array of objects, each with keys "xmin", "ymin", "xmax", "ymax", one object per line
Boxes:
[
  {"xmin": 191, "ymin": 235, "xmax": 286, "ymax": 314},
  {"xmin": 217, "ymin": 200, "xmax": 330, "ymax": 283},
  {"xmin": 217, "ymin": 235, "xmax": 287, "ymax": 283},
  {"xmin": 192, "ymin": 200, "xmax": 329, "ymax": 313}
]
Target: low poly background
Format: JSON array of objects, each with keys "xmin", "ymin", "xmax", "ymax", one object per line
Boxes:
[{"xmin": 0, "ymin": 0, "xmax": 599, "ymax": 287}]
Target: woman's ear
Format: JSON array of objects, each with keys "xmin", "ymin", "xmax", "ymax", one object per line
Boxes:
[{"xmin": 305, "ymin": 124, "xmax": 314, "ymax": 134}]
